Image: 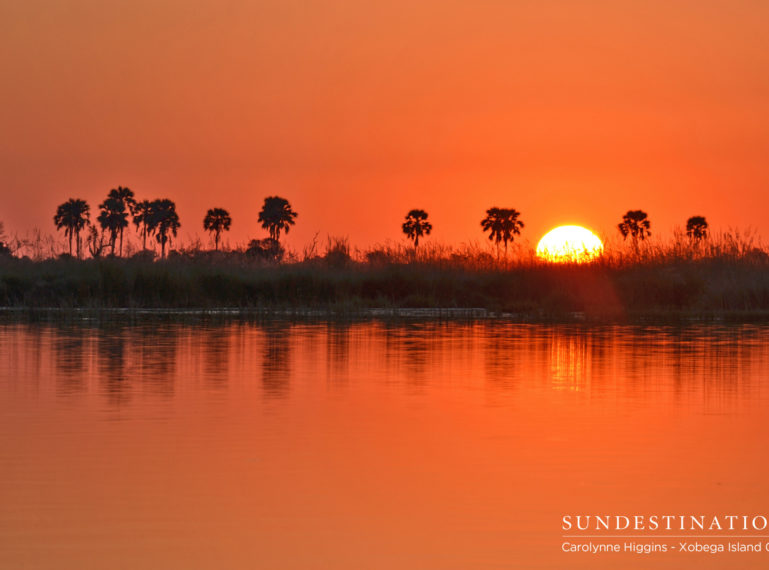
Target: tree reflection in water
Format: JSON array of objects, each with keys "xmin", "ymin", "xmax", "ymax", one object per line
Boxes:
[
  {"xmin": 203, "ymin": 324, "xmax": 230, "ymax": 389},
  {"xmin": 96, "ymin": 323, "xmax": 130, "ymax": 408},
  {"xmin": 53, "ymin": 324, "xmax": 89, "ymax": 397},
  {"xmin": 261, "ymin": 324, "xmax": 291, "ymax": 398}
]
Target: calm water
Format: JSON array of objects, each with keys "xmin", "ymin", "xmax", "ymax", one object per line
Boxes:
[{"xmin": 2, "ymin": 319, "xmax": 769, "ymax": 569}]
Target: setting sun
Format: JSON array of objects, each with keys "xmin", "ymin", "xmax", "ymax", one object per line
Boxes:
[{"xmin": 536, "ymin": 225, "xmax": 603, "ymax": 263}]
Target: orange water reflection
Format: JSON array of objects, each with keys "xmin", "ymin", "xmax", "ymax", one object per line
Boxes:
[{"xmin": 1, "ymin": 321, "xmax": 768, "ymax": 569}]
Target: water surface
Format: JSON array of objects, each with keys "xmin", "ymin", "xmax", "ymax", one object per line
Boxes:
[{"xmin": 1, "ymin": 320, "xmax": 768, "ymax": 568}]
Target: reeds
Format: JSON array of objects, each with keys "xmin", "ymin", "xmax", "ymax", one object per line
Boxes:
[{"xmin": 1, "ymin": 232, "xmax": 768, "ymax": 318}]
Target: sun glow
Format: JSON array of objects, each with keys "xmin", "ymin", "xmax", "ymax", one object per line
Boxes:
[{"xmin": 536, "ymin": 225, "xmax": 603, "ymax": 263}]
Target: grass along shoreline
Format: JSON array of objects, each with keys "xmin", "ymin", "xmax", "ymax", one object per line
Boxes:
[
  {"xmin": 2, "ymin": 236, "xmax": 769, "ymax": 321},
  {"xmin": 4, "ymin": 307, "xmax": 769, "ymax": 326}
]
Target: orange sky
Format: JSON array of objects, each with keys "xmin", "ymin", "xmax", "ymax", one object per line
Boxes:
[{"xmin": 2, "ymin": 0, "xmax": 769, "ymax": 251}]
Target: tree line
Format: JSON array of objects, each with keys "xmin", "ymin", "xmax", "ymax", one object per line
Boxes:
[
  {"xmin": 48, "ymin": 188, "xmax": 709, "ymax": 261},
  {"xmin": 52, "ymin": 190, "xmax": 297, "ymax": 259},
  {"xmin": 403, "ymin": 208, "xmax": 709, "ymax": 256},
  {"xmin": 53, "ymin": 189, "xmax": 182, "ymax": 259}
]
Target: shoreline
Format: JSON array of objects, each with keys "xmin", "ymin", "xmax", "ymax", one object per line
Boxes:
[
  {"xmin": 3, "ymin": 306, "xmax": 769, "ymax": 324},
  {"xmin": 3, "ymin": 254, "xmax": 769, "ymax": 323}
]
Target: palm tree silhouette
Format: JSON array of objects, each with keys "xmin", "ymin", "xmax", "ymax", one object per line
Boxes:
[
  {"xmin": 618, "ymin": 210, "xmax": 651, "ymax": 253},
  {"xmin": 480, "ymin": 207, "xmax": 524, "ymax": 260},
  {"xmin": 686, "ymin": 216, "xmax": 708, "ymax": 241},
  {"xmin": 97, "ymin": 197, "xmax": 129, "ymax": 256},
  {"xmin": 402, "ymin": 209, "xmax": 433, "ymax": 251},
  {"xmin": 149, "ymin": 199, "xmax": 180, "ymax": 258},
  {"xmin": 258, "ymin": 196, "xmax": 297, "ymax": 241},
  {"xmin": 133, "ymin": 200, "xmax": 154, "ymax": 251},
  {"xmin": 203, "ymin": 208, "xmax": 232, "ymax": 251},
  {"xmin": 53, "ymin": 199, "xmax": 91, "ymax": 258},
  {"xmin": 106, "ymin": 187, "xmax": 136, "ymax": 256}
]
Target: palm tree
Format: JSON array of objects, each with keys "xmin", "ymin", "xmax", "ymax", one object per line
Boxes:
[
  {"xmin": 203, "ymin": 208, "xmax": 232, "ymax": 251},
  {"xmin": 618, "ymin": 210, "xmax": 651, "ymax": 253},
  {"xmin": 401, "ymin": 209, "xmax": 432, "ymax": 251},
  {"xmin": 258, "ymin": 196, "xmax": 297, "ymax": 241},
  {"xmin": 53, "ymin": 199, "xmax": 91, "ymax": 258},
  {"xmin": 133, "ymin": 200, "xmax": 154, "ymax": 250},
  {"xmin": 686, "ymin": 216, "xmax": 708, "ymax": 241},
  {"xmin": 106, "ymin": 187, "xmax": 136, "ymax": 255},
  {"xmin": 149, "ymin": 199, "xmax": 180, "ymax": 258},
  {"xmin": 97, "ymin": 197, "xmax": 129, "ymax": 255},
  {"xmin": 480, "ymin": 207, "xmax": 524, "ymax": 259}
]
